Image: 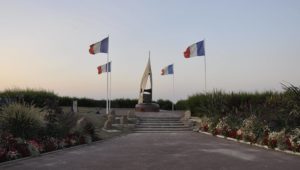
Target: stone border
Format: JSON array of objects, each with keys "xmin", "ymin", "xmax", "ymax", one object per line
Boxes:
[
  {"xmin": 0, "ymin": 133, "xmax": 130, "ymax": 167},
  {"xmin": 197, "ymin": 131, "xmax": 300, "ymax": 156}
]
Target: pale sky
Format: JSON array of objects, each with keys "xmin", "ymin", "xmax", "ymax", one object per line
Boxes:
[{"xmin": 1, "ymin": 0, "xmax": 300, "ymax": 101}]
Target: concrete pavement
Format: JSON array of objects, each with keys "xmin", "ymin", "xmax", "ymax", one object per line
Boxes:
[{"xmin": 1, "ymin": 132, "xmax": 300, "ymax": 170}]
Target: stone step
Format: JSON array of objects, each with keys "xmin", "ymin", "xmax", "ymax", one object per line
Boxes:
[
  {"xmin": 136, "ymin": 123, "xmax": 184, "ymax": 126},
  {"xmin": 134, "ymin": 127, "xmax": 192, "ymax": 132},
  {"xmin": 134, "ymin": 131, "xmax": 192, "ymax": 133},
  {"xmin": 135, "ymin": 125, "xmax": 189, "ymax": 128},
  {"xmin": 138, "ymin": 117, "xmax": 181, "ymax": 120},
  {"xmin": 134, "ymin": 115, "xmax": 191, "ymax": 133},
  {"xmin": 139, "ymin": 120, "xmax": 181, "ymax": 122}
]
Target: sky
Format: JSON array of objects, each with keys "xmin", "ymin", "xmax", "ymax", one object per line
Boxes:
[{"xmin": 1, "ymin": 0, "xmax": 300, "ymax": 101}]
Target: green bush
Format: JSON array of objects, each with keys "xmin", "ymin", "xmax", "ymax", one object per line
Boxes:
[
  {"xmin": 0, "ymin": 89, "xmax": 58, "ymax": 108},
  {"xmin": 182, "ymin": 84, "xmax": 300, "ymax": 131},
  {"xmin": 156, "ymin": 99, "xmax": 173, "ymax": 110},
  {"xmin": 44, "ymin": 111, "xmax": 79, "ymax": 139},
  {"xmin": 175, "ymin": 100, "xmax": 188, "ymax": 110},
  {"xmin": 59, "ymin": 96, "xmax": 137, "ymax": 108},
  {"xmin": 0, "ymin": 103, "xmax": 46, "ymax": 139}
]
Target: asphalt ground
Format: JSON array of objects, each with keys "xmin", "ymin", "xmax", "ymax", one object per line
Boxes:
[{"xmin": 1, "ymin": 132, "xmax": 299, "ymax": 170}]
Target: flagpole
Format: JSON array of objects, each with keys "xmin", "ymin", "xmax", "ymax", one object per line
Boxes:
[
  {"xmin": 204, "ymin": 39, "xmax": 207, "ymax": 93},
  {"xmin": 109, "ymin": 35, "xmax": 111, "ymax": 112},
  {"xmin": 172, "ymin": 64, "xmax": 175, "ymax": 111},
  {"xmin": 106, "ymin": 35, "xmax": 109, "ymax": 115},
  {"xmin": 109, "ymin": 63, "xmax": 112, "ymax": 111}
]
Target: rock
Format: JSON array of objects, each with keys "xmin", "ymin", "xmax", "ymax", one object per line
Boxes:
[
  {"xmin": 120, "ymin": 115, "xmax": 128, "ymax": 125},
  {"xmin": 103, "ymin": 119, "xmax": 112, "ymax": 130},
  {"xmin": 103, "ymin": 114, "xmax": 114, "ymax": 130},
  {"xmin": 108, "ymin": 110, "xmax": 116, "ymax": 123},
  {"xmin": 127, "ymin": 110, "xmax": 135, "ymax": 118},
  {"xmin": 181, "ymin": 110, "xmax": 191, "ymax": 121}
]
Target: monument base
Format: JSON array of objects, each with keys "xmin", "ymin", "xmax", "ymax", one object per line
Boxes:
[{"xmin": 135, "ymin": 103, "xmax": 160, "ymax": 112}]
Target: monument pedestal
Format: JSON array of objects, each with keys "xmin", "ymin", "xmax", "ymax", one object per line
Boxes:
[{"xmin": 135, "ymin": 103, "xmax": 160, "ymax": 112}]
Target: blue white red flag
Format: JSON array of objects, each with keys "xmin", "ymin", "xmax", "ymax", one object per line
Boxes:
[
  {"xmin": 89, "ymin": 37, "xmax": 109, "ymax": 54},
  {"xmin": 184, "ymin": 40, "xmax": 205, "ymax": 58},
  {"xmin": 161, "ymin": 64, "xmax": 174, "ymax": 75},
  {"xmin": 97, "ymin": 62, "xmax": 111, "ymax": 75}
]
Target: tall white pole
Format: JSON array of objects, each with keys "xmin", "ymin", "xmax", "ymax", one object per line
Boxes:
[
  {"xmin": 109, "ymin": 64, "xmax": 112, "ymax": 111},
  {"xmin": 109, "ymin": 35, "xmax": 111, "ymax": 112},
  {"xmin": 172, "ymin": 65, "xmax": 175, "ymax": 111},
  {"xmin": 204, "ymin": 39, "xmax": 207, "ymax": 93},
  {"xmin": 106, "ymin": 35, "xmax": 109, "ymax": 114}
]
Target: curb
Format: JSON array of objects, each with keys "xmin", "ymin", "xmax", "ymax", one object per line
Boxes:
[
  {"xmin": 0, "ymin": 132, "xmax": 130, "ymax": 167},
  {"xmin": 197, "ymin": 131, "xmax": 300, "ymax": 157}
]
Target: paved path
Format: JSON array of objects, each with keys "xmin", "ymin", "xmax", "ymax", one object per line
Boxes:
[{"xmin": 1, "ymin": 132, "xmax": 300, "ymax": 170}]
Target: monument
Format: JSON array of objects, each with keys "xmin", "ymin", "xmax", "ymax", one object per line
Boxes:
[{"xmin": 135, "ymin": 53, "xmax": 160, "ymax": 112}]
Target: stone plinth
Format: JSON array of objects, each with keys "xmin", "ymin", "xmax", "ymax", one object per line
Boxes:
[{"xmin": 135, "ymin": 103, "xmax": 160, "ymax": 112}]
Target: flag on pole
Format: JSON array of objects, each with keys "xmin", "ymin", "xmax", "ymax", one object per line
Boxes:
[
  {"xmin": 97, "ymin": 62, "xmax": 111, "ymax": 75},
  {"xmin": 89, "ymin": 37, "xmax": 109, "ymax": 54},
  {"xmin": 184, "ymin": 40, "xmax": 205, "ymax": 58},
  {"xmin": 161, "ymin": 64, "xmax": 174, "ymax": 75}
]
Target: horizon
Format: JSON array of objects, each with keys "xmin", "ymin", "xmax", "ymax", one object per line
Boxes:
[{"xmin": 1, "ymin": 0, "xmax": 300, "ymax": 102}]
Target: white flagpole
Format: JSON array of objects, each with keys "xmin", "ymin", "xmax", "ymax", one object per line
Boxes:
[
  {"xmin": 109, "ymin": 35, "xmax": 111, "ymax": 112},
  {"xmin": 109, "ymin": 63, "xmax": 112, "ymax": 111},
  {"xmin": 172, "ymin": 64, "xmax": 175, "ymax": 111},
  {"xmin": 106, "ymin": 35, "xmax": 109, "ymax": 114},
  {"xmin": 204, "ymin": 39, "xmax": 207, "ymax": 93}
]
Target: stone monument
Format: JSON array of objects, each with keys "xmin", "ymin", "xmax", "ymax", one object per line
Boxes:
[{"xmin": 135, "ymin": 54, "xmax": 160, "ymax": 112}]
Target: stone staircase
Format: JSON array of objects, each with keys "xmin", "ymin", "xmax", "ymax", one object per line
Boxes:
[{"xmin": 134, "ymin": 116, "xmax": 192, "ymax": 132}]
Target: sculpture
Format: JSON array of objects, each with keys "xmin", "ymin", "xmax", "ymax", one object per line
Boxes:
[{"xmin": 135, "ymin": 52, "xmax": 160, "ymax": 112}]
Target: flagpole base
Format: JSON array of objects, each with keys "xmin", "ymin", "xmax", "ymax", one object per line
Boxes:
[{"xmin": 135, "ymin": 103, "xmax": 160, "ymax": 112}]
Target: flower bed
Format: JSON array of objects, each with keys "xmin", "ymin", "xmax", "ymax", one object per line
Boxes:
[
  {"xmin": 196, "ymin": 116, "xmax": 300, "ymax": 153},
  {"xmin": 0, "ymin": 132, "xmax": 100, "ymax": 163}
]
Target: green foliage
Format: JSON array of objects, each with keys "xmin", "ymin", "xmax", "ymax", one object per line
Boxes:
[
  {"xmin": 186, "ymin": 91, "xmax": 229, "ymax": 117},
  {"xmin": 156, "ymin": 99, "xmax": 173, "ymax": 110},
  {"xmin": 0, "ymin": 89, "xmax": 138, "ymax": 108},
  {"xmin": 184, "ymin": 84, "xmax": 300, "ymax": 131},
  {"xmin": 175, "ymin": 100, "xmax": 188, "ymax": 110},
  {"xmin": 44, "ymin": 111, "xmax": 79, "ymax": 139},
  {"xmin": 111, "ymin": 98, "xmax": 138, "ymax": 108},
  {"xmin": 59, "ymin": 96, "xmax": 137, "ymax": 108},
  {"xmin": 0, "ymin": 103, "xmax": 45, "ymax": 139},
  {"xmin": 0, "ymin": 88, "xmax": 58, "ymax": 108}
]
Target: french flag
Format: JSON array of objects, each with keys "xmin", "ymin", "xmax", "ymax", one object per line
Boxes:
[
  {"xmin": 184, "ymin": 40, "xmax": 205, "ymax": 58},
  {"xmin": 89, "ymin": 37, "xmax": 109, "ymax": 55},
  {"xmin": 161, "ymin": 64, "xmax": 174, "ymax": 75},
  {"xmin": 97, "ymin": 62, "xmax": 111, "ymax": 75}
]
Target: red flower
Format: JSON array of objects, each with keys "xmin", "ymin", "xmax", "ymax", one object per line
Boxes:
[
  {"xmin": 0, "ymin": 147, "xmax": 7, "ymax": 162},
  {"xmin": 203, "ymin": 124, "xmax": 209, "ymax": 132},
  {"xmin": 269, "ymin": 139, "xmax": 277, "ymax": 149},
  {"xmin": 285, "ymin": 137, "xmax": 292, "ymax": 151}
]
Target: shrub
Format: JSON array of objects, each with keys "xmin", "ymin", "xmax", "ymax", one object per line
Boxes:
[
  {"xmin": 45, "ymin": 111, "xmax": 79, "ymax": 139},
  {"xmin": 175, "ymin": 100, "xmax": 188, "ymax": 110},
  {"xmin": 0, "ymin": 103, "xmax": 46, "ymax": 139},
  {"xmin": 216, "ymin": 117, "xmax": 229, "ymax": 136},
  {"xmin": 156, "ymin": 99, "xmax": 173, "ymax": 110},
  {"xmin": 273, "ymin": 129, "xmax": 289, "ymax": 150},
  {"xmin": 27, "ymin": 140, "xmax": 41, "ymax": 156},
  {"xmin": 0, "ymin": 89, "xmax": 59, "ymax": 108},
  {"xmin": 268, "ymin": 131, "xmax": 280, "ymax": 149},
  {"xmin": 0, "ymin": 147, "xmax": 7, "ymax": 162},
  {"xmin": 240, "ymin": 115, "xmax": 259, "ymax": 143},
  {"xmin": 198, "ymin": 116, "xmax": 211, "ymax": 131},
  {"xmin": 43, "ymin": 137, "xmax": 58, "ymax": 152},
  {"xmin": 290, "ymin": 128, "xmax": 300, "ymax": 151}
]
